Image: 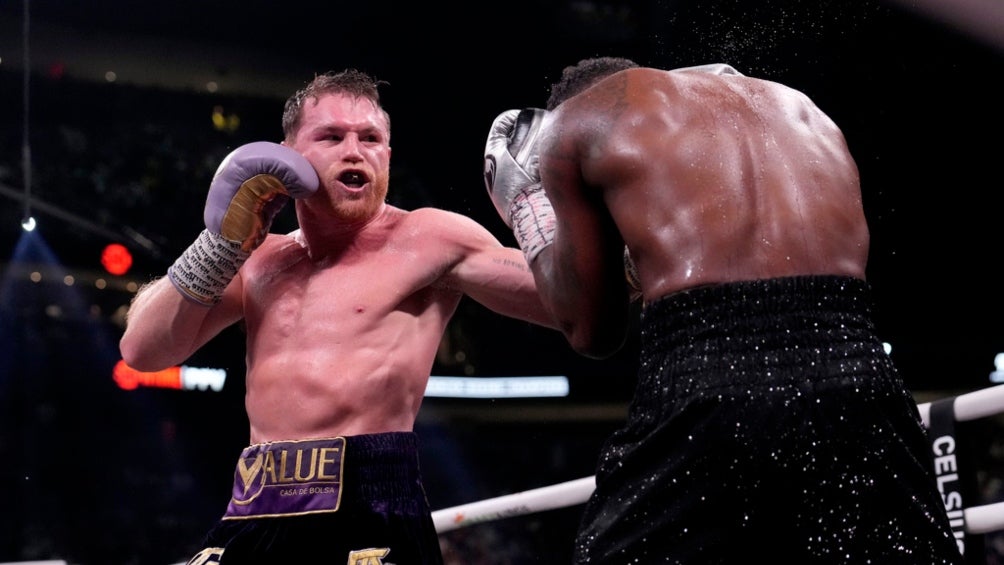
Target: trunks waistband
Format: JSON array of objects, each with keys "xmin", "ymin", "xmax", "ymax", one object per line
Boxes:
[
  {"xmin": 223, "ymin": 432, "xmax": 420, "ymax": 520},
  {"xmin": 637, "ymin": 276, "xmax": 885, "ymax": 387},
  {"xmin": 641, "ymin": 275, "xmax": 873, "ymax": 343}
]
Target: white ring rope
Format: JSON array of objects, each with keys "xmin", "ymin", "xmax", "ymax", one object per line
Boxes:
[
  {"xmin": 966, "ymin": 501, "xmax": 1004, "ymax": 535},
  {"xmin": 433, "ymin": 384, "xmax": 1004, "ymax": 535},
  {"xmin": 433, "ymin": 476, "xmax": 595, "ymax": 533},
  {"xmin": 917, "ymin": 384, "xmax": 1004, "ymax": 426}
]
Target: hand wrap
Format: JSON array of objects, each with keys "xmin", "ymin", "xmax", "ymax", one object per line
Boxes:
[{"xmin": 168, "ymin": 230, "xmax": 250, "ymax": 305}]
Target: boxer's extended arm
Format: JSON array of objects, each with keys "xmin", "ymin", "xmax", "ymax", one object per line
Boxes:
[
  {"xmin": 456, "ymin": 239, "xmax": 560, "ymax": 330},
  {"xmin": 424, "ymin": 208, "xmax": 558, "ymax": 330},
  {"xmin": 120, "ymin": 142, "xmax": 318, "ymax": 371},
  {"xmin": 483, "ymin": 109, "xmax": 630, "ymax": 355}
]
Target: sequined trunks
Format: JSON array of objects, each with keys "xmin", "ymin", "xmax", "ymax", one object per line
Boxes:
[{"xmin": 573, "ymin": 275, "xmax": 963, "ymax": 564}]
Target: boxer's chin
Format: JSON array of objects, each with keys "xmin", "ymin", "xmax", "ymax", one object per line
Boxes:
[{"xmin": 333, "ymin": 183, "xmax": 387, "ymax": 223}]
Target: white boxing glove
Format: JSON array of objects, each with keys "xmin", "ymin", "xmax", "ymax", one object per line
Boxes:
[{"xmin": 483, "ymin": 108, "xmax": 556, "ymax": 263}]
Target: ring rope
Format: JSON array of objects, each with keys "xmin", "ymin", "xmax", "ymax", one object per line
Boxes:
[
  {"xmin": 433, "ymin": 384, "xmax": 1004, "ymax": 535},
  {"xmin": 433, "ymin": 476, "xmax": 595, "ymax": 533},
  {"xmin": 917, "ymin": 384, "xmax": 1004, "ymax": 426}
]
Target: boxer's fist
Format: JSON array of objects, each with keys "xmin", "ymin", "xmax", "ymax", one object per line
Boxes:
[
  {"xmin": 483, "ymin": 109, "xmax": 556, "ymax": 263},
  {"xmin": 205, "ymin": 141, "xmax": 319, "ymax": 252},
  {"xmin": 483, "ymin": 109, "xmax": 546, "ymax": 227},
  {"xmin": 168, "ymin": 142, "xmax": 318, "ymax": 306}
]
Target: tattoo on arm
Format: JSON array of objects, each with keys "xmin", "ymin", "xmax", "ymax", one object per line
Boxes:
[{"xmin": 492, "ymin": 257, "xmax": 530, "ymax": 272}]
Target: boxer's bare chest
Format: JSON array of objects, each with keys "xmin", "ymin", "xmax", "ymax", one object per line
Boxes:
[{"xmin": 242, "ymin": 233, "xmax": 449, "ymax": 332}]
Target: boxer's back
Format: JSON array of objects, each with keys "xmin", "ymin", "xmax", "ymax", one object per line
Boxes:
[{"xmin": 547, "ymin": 67, "xmax": 869, "ymax": 300}]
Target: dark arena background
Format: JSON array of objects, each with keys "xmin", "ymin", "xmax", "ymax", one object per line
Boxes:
[{"xmin": 1, "ymin": 1, "xmax": 1002, "ymax": 563}]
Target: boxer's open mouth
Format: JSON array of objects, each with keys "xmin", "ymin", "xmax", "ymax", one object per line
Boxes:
[{"xmin": 339, "ymin": 171, "xmax": 367, "ymax": 188}]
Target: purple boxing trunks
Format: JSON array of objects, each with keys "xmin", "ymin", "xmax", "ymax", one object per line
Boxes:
[{"xmin": 186, "ymin": 431, "xmax": 444, "ymax": 565}]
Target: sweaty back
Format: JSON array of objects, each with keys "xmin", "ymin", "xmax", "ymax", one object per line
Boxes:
[{"xmin": 551, "ymin": 67, "xmax": 869, "ymax": 299}]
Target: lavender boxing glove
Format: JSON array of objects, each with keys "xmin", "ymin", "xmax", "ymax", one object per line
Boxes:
[{"xmin": 168, "ymin": 142, "xmax": 319, "ymax": 305}]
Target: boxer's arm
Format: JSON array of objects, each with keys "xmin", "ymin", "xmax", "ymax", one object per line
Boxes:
[
  {"xmin": 482, "ymin": 108, "xmax": 629, "ymax": 356},
  {"xmin": 119, "ymin": 273, "xmax": 243, "ymax": 371},
  {"xmin": 120, "ymin": 142, "xmax": 318, "ymax": 371},
  {"xmin": 432, "ymin": 210, "xmax": 559, "ymax": 330},
  {"xmin": 528, "ymin": 123, "xmax": 632, "ymax": 359},
  {"xmin": 458, "ymin": 245, "xmax": 560, "ymax": 330},
  {"xmin": 529, "ymin": 208, "xmax": 631, "ymax": 359}
]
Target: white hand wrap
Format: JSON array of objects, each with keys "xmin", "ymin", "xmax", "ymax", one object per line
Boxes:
[
  {"xmin": 167, "ymin": 229, "xmax": 250, "ymax": 306},
  {"xmin": 510, "ymin": 187, "xmax": 557, "ymax": 263}
]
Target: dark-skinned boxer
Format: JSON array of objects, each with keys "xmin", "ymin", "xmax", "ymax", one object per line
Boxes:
[{"xmin": 483, "ymin": 58, "xmax": 963, "ymax": 564}]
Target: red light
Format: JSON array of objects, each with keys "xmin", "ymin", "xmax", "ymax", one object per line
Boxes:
[
  {"xmin": 112, "ymin": 360, "xmax": 182, "ymax": 390},
  {"xmin": 47, "ymin": 62, "xmax": 66, "ymax": 79},
  {"xmin": 101, "ymin": 243, "xmax": 133, "ymax": 275}
]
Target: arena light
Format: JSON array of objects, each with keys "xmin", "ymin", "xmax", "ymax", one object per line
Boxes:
[
  {"xmin": 990, "ymin": 353, "xmax": 1004, "ymax": 383},
  {"xmin": 110, "ymin": 365, "xmax": 566, "ymax": 398},
  {"xmin": 424, "ymin": 376, "xmax": 569, "ymax": 399},
  {"xmin": 112, "ymin": 359, "xmax": 227, "ymax": 392},
  {"xmin": 100, "ymin": 243, "xmax": 133, "ymax": 275}
]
